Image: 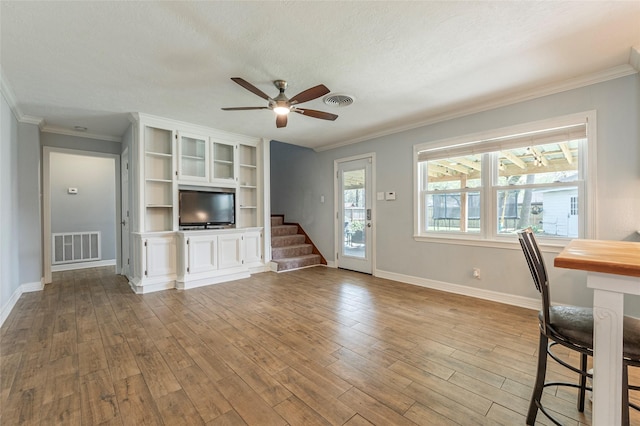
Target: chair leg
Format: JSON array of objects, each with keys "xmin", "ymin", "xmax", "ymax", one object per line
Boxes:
[
  {"xmin": 578, "ymin": 353, "xmax": 587, "ymax": 412},
  {"xmin": 623, "ymin": 363, "xmax": 629, "ymax": 426},
  {"xmin": 527, "ymin": 333, "xmax": 549, "ymax": 425}
]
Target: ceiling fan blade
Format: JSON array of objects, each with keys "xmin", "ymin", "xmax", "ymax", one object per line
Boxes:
[
  {"xmin": 276, "ymin": 114, "xmax": 288, "ymax": 128},
  {"xmin": 230, "ymin": 77, "xmax": 271, "ymax": 100},
  {"xmin": 221, "ymin": 107, "xmax": 269, "ymax": 111},
  {"xmin": 293, "ymin": 108, "xmax": 338, "ymax": 121},
  {"xmin": 289, "ymin": 84, "xmax": 330, "ymax": 105}
]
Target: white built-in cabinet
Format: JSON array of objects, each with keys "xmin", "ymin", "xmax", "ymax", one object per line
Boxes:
[
  {"xmin": 238, "ymin": 144, "xmax": 259, "ymax": 228},
  {"xmin": 129, "ymin": 113, "xmax": 268, "ymax": 294},
  {"xmin": 130, "ymin": 233, "xmax": 177, "ymax": 293},
  {"xmin": 143, "ymin": 127, "xmax": 175, "ymax": 232},
  {"xmin": 212, "ymin": 141, "xmax": 236, "ymax": 183},
  {"xmin": 177, "ymin": 132, "xmax": 209, "ymax": 182},
  {"xmin": 176, "ymin": 228, "xmax": 263, "ymax": 290}
]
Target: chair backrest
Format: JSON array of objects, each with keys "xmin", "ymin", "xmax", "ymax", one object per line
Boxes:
[{"xmin": 517, "ymin": 228, "xmax": 551, "ymax": 329}]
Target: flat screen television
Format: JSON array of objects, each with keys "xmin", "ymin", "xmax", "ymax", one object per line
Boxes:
[{"xmin": 179, "ymin": 190, "xmax": 235, "ymax": 228}]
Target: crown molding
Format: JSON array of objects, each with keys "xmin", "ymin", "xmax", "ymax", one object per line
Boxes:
[
  {"xmin": 0, "ymin": 68, "xmax": 45, "ymax": 126},
  {"xmin": 40, "ymin": 125, "xmax": 122, "ymax": 143},
  {"xmin": 315, "ymin": 64, "xmax": 638, "ymax": 152}
]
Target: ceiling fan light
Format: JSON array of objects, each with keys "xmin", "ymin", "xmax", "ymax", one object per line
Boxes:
[{"xmin": 273, "ymin": 106, "xmax": 290, "ymax": 115}]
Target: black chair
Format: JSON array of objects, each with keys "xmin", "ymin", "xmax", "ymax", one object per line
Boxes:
[{"xmin": 517, "ymin": 228, "xmax": 640, "ymax": 425}]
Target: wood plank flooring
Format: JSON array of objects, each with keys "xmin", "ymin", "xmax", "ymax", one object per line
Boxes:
[{"xmin": 1, "ymin": 266, "xmax": 639, "ymax": 425}]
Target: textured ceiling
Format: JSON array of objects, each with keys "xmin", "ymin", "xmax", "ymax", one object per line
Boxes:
[{"xmin": 1, "ymin": 1, "xmax": 639, "ymax": 150}]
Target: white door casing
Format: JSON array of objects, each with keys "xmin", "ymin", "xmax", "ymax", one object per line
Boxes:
[
  {"xmin": 121, "ymin": 148, "xmax": 130, "ymax": 276},
  {"xmin": 335, "ymin": 154, "xmax": 375, "ymax": 274}
]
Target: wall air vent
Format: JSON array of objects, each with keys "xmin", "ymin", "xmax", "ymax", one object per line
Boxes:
[{"xmin": 323, "ymin": 94, "xmax": 355, "ymax": 107}]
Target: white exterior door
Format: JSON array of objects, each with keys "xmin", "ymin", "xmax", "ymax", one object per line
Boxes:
[{"xmin": 336, "ymin": 156, "xmax": 374, "ymax": 274}]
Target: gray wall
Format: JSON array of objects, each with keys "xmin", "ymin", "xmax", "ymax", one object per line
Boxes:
[
  {"xmin": 0, "ymin": 90, "xmax": 42, "ymax": 325},
  {"xmin": 1, "ymin": 92, "xmax": 20, "ymax": 315},
  {"xmin": 49, "ymin": 151, "xmax": 117, "ymax": 261},
  {"xmin": 271, "ymin": 74, "xmax": 640, "ymax": 317},
  {"xmin": 271, "ymin": 141, "xmax": 319, "ymax": 219},
  {"xmin": 42, "ymin": 132, "xmax": 122, "ymax": 155},
  {"xmin": 17, "ymin": 123, "xmax": 42, "ymax": 284}
]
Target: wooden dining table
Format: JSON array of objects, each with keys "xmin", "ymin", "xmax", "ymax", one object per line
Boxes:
[{"xmin": 554, "ymin": 239, "xmax": 640, "ymax": 425}]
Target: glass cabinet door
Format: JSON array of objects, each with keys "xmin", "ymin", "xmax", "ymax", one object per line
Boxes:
[
  {"xmin": 212, "ymin": 141, "xmax": 236, "ymax": 181},
  {"xmin": 178, "ymin": 133, "xmax": 209, "ymax": 182}
]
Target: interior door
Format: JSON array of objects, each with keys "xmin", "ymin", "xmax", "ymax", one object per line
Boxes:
[
  {"xmin": 121, "ymin": 149, "xmax": 130, "ymax": 276},
  {"xmin": 337, "ymin": 158, "xmax": 373, "ymax": 274}
]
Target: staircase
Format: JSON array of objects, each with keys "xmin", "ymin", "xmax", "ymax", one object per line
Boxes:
[{"xmin": 271, "ymin": 215, "xmax": 325, "ymax": 272}]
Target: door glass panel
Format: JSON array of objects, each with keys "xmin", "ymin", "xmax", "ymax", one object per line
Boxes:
[{"xmin": 343, "ymin": 168, "xmax": 365, "ymax": 259}]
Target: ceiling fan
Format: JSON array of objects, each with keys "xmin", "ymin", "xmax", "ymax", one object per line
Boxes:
[{"xmin": 222, "ymin": 78, "xmax": 338, "ymax": 128}]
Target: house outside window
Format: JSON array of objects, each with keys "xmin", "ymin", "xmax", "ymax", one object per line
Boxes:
[
  {"xmin": 570, "ymin": 196, "xmax": 578, "ymax": 216},
  {"xmin": 414, "ymin": 112, "xmax": 596, "ymax": 244}
]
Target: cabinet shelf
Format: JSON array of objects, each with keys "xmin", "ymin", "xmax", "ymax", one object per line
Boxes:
[
  {"xmin": 181, "ymin": 154, "xmax": 206, "ymax": 160},
  {"xmin": 146, "ymin": 178, "xmax": 172, "ymax": 183},
  {"xmin": 146, "ymin": 204, "xmax": 173, "ymax": 208},
  {"xmin": 214, "ymin": 159, "xmax": 233, "ymax": 165},
  {"xmin": 240, "ymin": 163, "xmax": 257, "ymax": 169},
  {"xmin": 239, "ymin": 206, "xmax": 257, "ymax": 209},
  {"xmin": 240, "ymin": 185, "xmax": 257, "ymax": 189},
  {"xmin": 146, "ymin": 151, "xmax": 172, "ymax": 158}
]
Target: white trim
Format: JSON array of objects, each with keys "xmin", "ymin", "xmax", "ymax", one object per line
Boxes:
[
  {"xmin": 128, "ymin": 279, "xmax": 175, "ymax": 294},
  {"xmin": 0, "ymin": 280, "xmax": 44, "ymax": 328},
  {"xmin": 413, "ymin": 110, "xmax": 597, "ymax": 242},
  {"xmin": 51, "ymin": 259, "xmax": 116, "ymax": 272},
  {"xmin": 316, "ymin": 65, "xmax": 635, "ymax": 152},
  {"xmin": 40, "ymin": 125, "xmax": 122, "ymax": 143},
  {"xmin": 176, "ymin": 270, "xmax": 250, "ymax": 288},
  {"xmin": 412, "ymin": 234, "xmax": 566, "ymax": 253},
  {"xmin": 132, "ymin": 113, "xmax": 261, "ymax": 145},
  {"xmin": 414, "ymin": 111, "xmax": 593, "ymax": 154},
  {"xmin": 43, "ymin": 147, "xmax": 122, "ymax": 283},
  {"xmin": 0, "ymin": 68, "xmax": 44, "ymax": 126},
  {"xmin": 334, "ymin": 152, "xmax": 377, "ymax": 274},
  {"xmin": 375, "ymin": 269, "xmax": 541, "ymax": 311}
]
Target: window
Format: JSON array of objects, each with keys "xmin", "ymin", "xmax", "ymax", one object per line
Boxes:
[
  {"xmin": 570, "ymin": 196, "xmax": 578, "ymax": 216},
  {"xmin": 414, "ymin": 113, "xmax": 595, "ymax": 243}
]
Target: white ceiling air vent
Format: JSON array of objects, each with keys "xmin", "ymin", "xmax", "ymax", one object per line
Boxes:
[{"xmin": 323, "ymin": 94, "xmax": 354, "ymax": 107}]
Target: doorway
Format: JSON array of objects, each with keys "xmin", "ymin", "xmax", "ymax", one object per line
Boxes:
[
  {"xmin": 335, "ymin": 154, "xmax": 375, "ymax": 274},
  {"xmin": 43, "ymin": 147, "xmax": 121, "ymax": 283}
]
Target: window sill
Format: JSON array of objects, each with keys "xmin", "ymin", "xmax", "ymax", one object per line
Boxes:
[{"xmin": 413, "ymin": 234, "xmax": 569, "ymax": 253}]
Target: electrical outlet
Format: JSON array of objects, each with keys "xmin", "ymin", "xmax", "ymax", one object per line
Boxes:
[{"xmin": 473, "ymin": 268, "xmax": 481, "ymax": 279}]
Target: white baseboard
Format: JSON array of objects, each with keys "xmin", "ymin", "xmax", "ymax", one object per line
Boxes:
[
  {"xmin": 375, "ymin": 269, "xmax": 540, "ymax": 311},
  {"xmin": 0, "ymin": 280, "xmax": 45, "ymax": 327},
  {"xmin": 128, "ymin": 279, "xmax": 175, "ymax": 294},
  {"xmin": 51, "ymin": 259, "xmax": 116, "ymax": 272}
]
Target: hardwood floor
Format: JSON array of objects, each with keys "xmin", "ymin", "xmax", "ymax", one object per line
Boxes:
[{"xmin": 1, "ymin": 266, "xmax": 638, "ymax": 425}]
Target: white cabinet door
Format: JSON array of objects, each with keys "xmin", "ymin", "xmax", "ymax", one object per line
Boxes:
[
  {"xmin": 218, "ymin": 233, "xmax": 243, "ymax": 269},
  {"xmin": 244, "ymin": 230, "xmax": 262, "ymax": 266},
  {"xmin": 144, "ymin": 236, "xmax": 176, "ymax": 278},
  {"xmin": 177, "ymin": 132, "xmax": 209, "ymax": 182},
  {"xmin": 187, "ymin": 235, "xmax": 217, "ymax": 274},
  {"xmin": 211, "ymin": 141, "xmax": 237, "ymax": 183}
]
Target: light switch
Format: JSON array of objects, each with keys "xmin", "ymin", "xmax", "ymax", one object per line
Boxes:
[
  {"xmin": 385, "ymin": 191, "xmax": 396, "ymax": 201},
  {"xmin": 377, "ymin": 192, "xmax": 384, "ymax": 201},
  {"xmin": 68, "ymin": 188, "xmax": 78, "ymax": 194}
]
